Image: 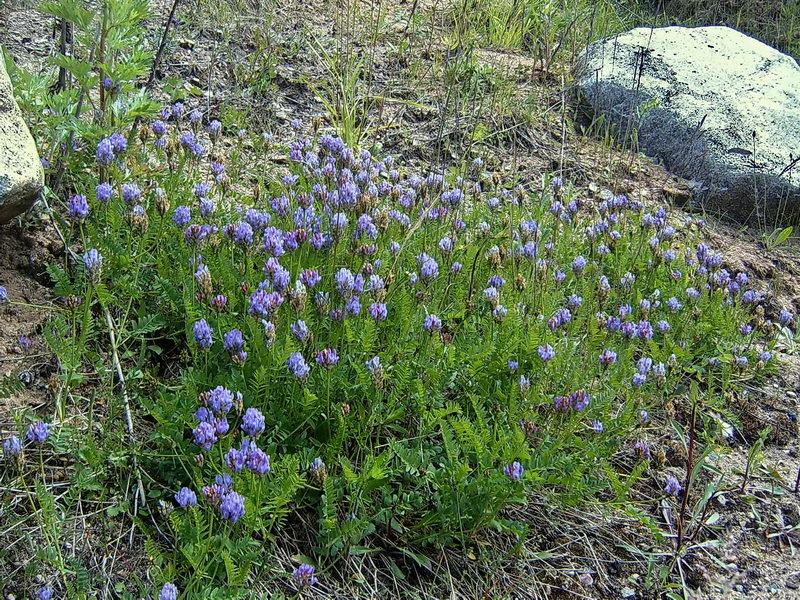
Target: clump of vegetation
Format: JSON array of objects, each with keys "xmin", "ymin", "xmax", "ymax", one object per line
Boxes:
[{"xmin": 1, "ymin": 0, "xmax": 797, "ymax": 598}]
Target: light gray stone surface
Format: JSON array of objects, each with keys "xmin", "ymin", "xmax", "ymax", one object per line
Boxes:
[
  {"xmin": 0, "ymin": 58, "xmax": 43, "ymax": 224},
  {"xmin": 575, "ymin": 26, "xmax": 800, "ymax": 223}
]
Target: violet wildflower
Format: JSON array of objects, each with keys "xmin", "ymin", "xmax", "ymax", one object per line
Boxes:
[
  {"xmin": 109, "ymin": 132, "xmax": 127, "ymax": 154},
  {"xmin": 345, "ymin": 296, "xmax": 361, "ymax": 316},
  {"xmin": 18, "ymin": 335, "xmax": 35, "ymax": 353},
  {"xmin": 519, "ymin": 375, "xmax": 530, "ymax": 395},
  {"xmin": 175, "ymin": 487, "xmax": 197, "ymax": 508},
  {"xmin": 27, "ymin": 421, "xmax": 49, "ymax": 444},
  {"xmin": 548, "ymin": 308, "xmax": 571, "ymax": 331},
  {"xmin": 483, "ymin": 287, "xmax": 499, "ymax": 306},
  {"xmin": 590, "ymin": 420, "xmax": 604, "ymax": 433},
  {"xmin": 633, "ymin": 440, "xmax": 650, "ymax": 459},
  {"xmin": 172, "ymin": 205, "xmax": 191, "ymax": 227},
  {"xmin": 152, "ymin": 119, "xmax": 167, "ymax": 137},
  {"xmin": 223, "ymin": 329, "xmax": 247, "ymax": 364},
  {"xmin": 570, "ymin": 389, "xmax": 590, "ymax": 411},
  {"xmin": 0, "ymin": 286, "xmax": 7, "ymax": 303},
  {"xmin": 208, "ymin": 119, "xmax": 222, "ymax": 137},
  {"xmin": 538, "ymin": 344, "xmax": 555, "ymax": 362},
  {"xmin": 759, "ymin": 351, "xmax": 772, "ymax": 363},
  {"xmin": 3, "ymin": 435, "xmax": 21, "ymax": 458},
  {"xmin": 96, "ymin": 137, "xmax": 114, "ymax": 165},
  {"xmin": 233, "ymin": 222, "xmax": 254, "ymax": 246},
  {"xmin": 492, "ymin": 305, "xmax": 508, "ymax": 322},
  {"xmin": 335, "ymin": 268, "xmax": 355, "ymax": 297},
  {"xmin": 121, "ymin": 182, "xmax": 140, "ymax": 204},
  {"xmin": 220, "ymin": 491, "xmax": 245, "ymax": 523},
  {"xmin": 207, "ymin": 386, "xmax": 237, "ymax": 415},
  {"xmin": 194, "ymin": 182, "xmax": 210, "ymax": 198},
  {"xmin": 438, "ymin": 236, "xmax": 454, "ymax": 254},
  {"xmin": 504, "ymin": 461, "xmax": 524, "ymax": 481},
  {"xmin": 316, "ymin": 348, "xmax": 339, "ymax": 368},
  {"xmin": 67, "ymin": 194, "xmax": 89, "ymax": 222},
  {"xmin": 599, "ymin": 349, "xmax": 617, "ymax": 367},
  {"xmin": 664, "ymin": 475, "xmax": 682, "ymax": 497},
  {"xmin": 199, "ymin": 198, "xmax": 215, "ymax": 218},
  {"xmin": 741, "ymin": 290, "xmax": 759, "ymax": 304},
  {"xmin": 779, "ymin": 309, "xmax": 794, "ymax": 327},
  {"xmin": 225, "ymin": 443, "xmax": 247, "ymax": 472},
  {"xmin": 83, "ymin": 249, "xmax": 103, "ymax": 282},
  {"xmin": 508, "ymin": 360, "xmax": 519, "ymax": 372},
  {"xmin": 246, "ymin": 445, "xmax": 271, "ymax": 475},
  {"xmin": 37, "ymin": 587, "xmax": 53, "ymax": 600},
  {"xmin": 193, "ymin": 319, "xmax": 213, "ymax": 349},
  {"xmin": 369, "ymin": 302, "xmax": 388, "ymax": 321},
  {"xmin": 300, "ymin": 269, "xmax": 321, "ymax": 289},
  {"xmin": 291, "ymin": 320, "xmax": 310, "ymax": 343},
  {"xmin": 310, "ymin": 457, "xmax": 327, "ymax": 482},
  {"xmin": 620, "ymin": 272, "xmax": 636, "ymax": 290},
  {"xmin": 571, "ymin": 255, "xmax": 587, "ymax": 274},
  {"xmin": 366, "ymin": 356, "xmax": 382, "ymax": 374},
  {"xmin": 292, "ymin": 564, "xmax": 319, "ymax": 589},
  {"xmin": 159, "ymin": 583, "xmax": 178, "ymax": 600},
  {"xmin": 210, "ymin": 294, "xmax": 227, "ymax": 311},
  {"xmin": 424, "ymin": 314, "xmax": 442, "ymax": 333},
  {"xmin": 96, "ymin": 182, "xmax": 113, "ymax": 202},
  {"xmin": 249, "ymin": 290, "xmax": 283, "ymax": 319},
  {"xmin": 287, "ymin": 352, "xmax": 311, "ymax": 380},
  {"xmin": 637, "ymin": 357, "xmax": 653, "ymax": 375},
  {"xmin": 192, "ymin": 421, "xmax": 217, "ymax": 451},
  {"xmin": 451, "ymin": 261, "xmax": 463, "ymax": 273},
  {"xmin": 637, "ymin": 320, "xmax": 653, "ymax": 341},
  {"xmin": 242, "ymin": 407, "xmax": 265, "ymax": 437}
]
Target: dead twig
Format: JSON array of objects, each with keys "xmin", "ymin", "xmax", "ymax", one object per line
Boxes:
[{"xmin": 39, "ymin": 193, "xmax": 147, "ymax": 512}]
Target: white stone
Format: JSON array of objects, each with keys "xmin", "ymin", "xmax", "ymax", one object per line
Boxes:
[
  {"xmin": 576, "ymin": 26, "xmax": 800, "ymax": 223},
  {"xmin": 0, "ymin": 59, "xmax": 43, "ymax": 223}
]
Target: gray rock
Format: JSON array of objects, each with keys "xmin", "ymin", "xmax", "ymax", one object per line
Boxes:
[
  {"xmin": 575, "ymin": 26, "xmax": 800, "ymax": 224},
  {"xmin": 0, "ymin": 58, "xmax": 43, "ymax": 224}
]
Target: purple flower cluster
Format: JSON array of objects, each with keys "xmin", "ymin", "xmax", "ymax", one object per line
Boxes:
[
  {"xmin": 504, "ymin": 461, "xmax": 524, "ymax": 481},
  {"xmin": 225, "ymin": 439, "xmax": 270, "ymax": 475},
  {"xmin": 26, "ymin": 421, "xmax": 49, "ymax": 444},
  {"xmin": 292, "ymin": 563, "xmax": 319, "ymax": 588},
  {"xmin": 223, "ymin": 329, "xmax": 247, "ymax": 364}
]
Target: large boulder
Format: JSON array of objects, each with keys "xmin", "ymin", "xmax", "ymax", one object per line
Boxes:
[
  {"xmin": 0, "ymin": 57, "xmax": 43, "ymax": 224},
  {"xmin": 575, "ymin": 26, "xmax": 800, "ymax": 224}
]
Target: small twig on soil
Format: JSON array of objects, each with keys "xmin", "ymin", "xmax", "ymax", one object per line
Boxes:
[
  {"xmin": 39, "ymin": 193, "xmax": 147, "ymax": 511},
  {"xmin": 104, "ymin": 308, "xmax": 147, "ymax": 508},
  {"xmin": 53, "ymin": 18, "xmax": 70, "ymax": 93},
  {"xmin": 146, "ymin": 0, "xmax": 181, "ymax": 90},
  {"xmin": 794, "ymin": 467, "xmax": 800, "ymax": 494},
  {"xmin": 675, "ymin": 396, "xmax": 697, "ymax": 553},
  {"xmin": 128, "ymin": 0, "xmax": 181, "ymax": 142}
]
